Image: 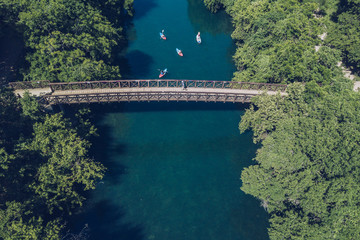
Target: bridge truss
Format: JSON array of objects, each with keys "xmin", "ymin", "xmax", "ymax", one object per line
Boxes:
[{"xmin": 9, "ymin": 80, "xmax": 288, "ymax": 105}]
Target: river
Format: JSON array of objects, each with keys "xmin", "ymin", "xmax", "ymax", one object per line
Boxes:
[{"xmin": 69, "ymin": 0, "xmax": 269, "ymax": 239}]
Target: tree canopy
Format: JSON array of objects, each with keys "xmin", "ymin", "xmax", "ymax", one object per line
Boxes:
[
  {"xmin": 326, "ymin": 0, "xmax": 360, "ymax": 74},
  {"xmin": 201, "ymin": 1, "xmax": 360, "ymax": 237},
  {"xmin": 206, "ymin": 0, "xmax": 359, "ymax": 83},
  {"xmin": 0, "ymin": 89, "xmax": 105, "ymax": 239},
  {"xmin": 0, "ymin": 0, "xmax": 133, "ymax": 82},
  {"xmin": 0, "ymin": 0, "xmax": 131, "ymax": 238},
  {"xmin": 239, "ymin": 78, "xmax": 360, "ymax": 239}
]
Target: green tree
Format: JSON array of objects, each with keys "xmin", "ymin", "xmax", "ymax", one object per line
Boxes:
[
  {"xmin": 24, "ymin": 113, "xmax": 105, "ymax": 212},
  {"xmin": 240, "ymin": 79, "xmax": 360, "ymax": 239},
  {"xmin": 1, "ymin": 0, "xmax": 130, "ymax": 82},
  {"xmin": 326, "ymin": 0, "xmax": 360, "ymax": 73},
  {"xmin": 0, "ymin": 201, "xmax": 62, "ymax": 240},
  {"xmin": 19, "ymin": 91, "xmax": 43, "ymax": 121},
  {"xmin": 0, "ymin": 89, "xmax": 105, "ymax": 239},
  {"xmin": 207, "ymin": 0, "xmax": 348, "ymax": 84}
]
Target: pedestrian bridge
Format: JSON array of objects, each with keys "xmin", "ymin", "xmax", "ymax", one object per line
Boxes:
[{"xmin": 9, "ymin": 79, "xmax": 289, "ymax": 105}]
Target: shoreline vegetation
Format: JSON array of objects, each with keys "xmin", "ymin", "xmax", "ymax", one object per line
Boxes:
[
  {"xmin": 0, "ymin": 0, "xmax": 133, "ymax": 239},
  {"xmin": 204, "ymin": 0, "xmax": 360, "ymax": 239},
  {"xmin": 0, "ymin": 0, "xmax": 134, "ymax": 84},
  {"xmin": 0, "ymin": 0, "xmax": 359, "ymax": 239}
]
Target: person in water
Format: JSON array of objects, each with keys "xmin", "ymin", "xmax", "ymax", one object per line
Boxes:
[{"xmin": 196, "ymin": 32, "xmax": 201, "ymax": 44}]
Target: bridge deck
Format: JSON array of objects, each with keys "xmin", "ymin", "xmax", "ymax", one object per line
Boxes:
[
  {"xmin": 15, "ymin": 88, "xmax": 52, "ymax": 97},
  {"xmin": 51, "ymin": 87, "xmax": 287, "ymax": 96},
  {"xmin": 10, "ymin": 79, "xmax": 359, "ymax": 105}
]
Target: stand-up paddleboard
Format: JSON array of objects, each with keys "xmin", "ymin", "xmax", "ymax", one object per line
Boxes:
[
  {"xmin": 160, "ymin": 30, "xmax": 166, "ymax": 40},
  {"xmin": 159, "ymin": 68, "xmax": 168, "ymax": 78},
  {"xmin": 176, "ymin": 48, "xmax": 183, "ymax": 57},
  {"xmin": 196, "ymin": 32, "xmax": 201, "ymax": 44}
]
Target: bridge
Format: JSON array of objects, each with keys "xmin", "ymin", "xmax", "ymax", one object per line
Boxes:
[
  {"xmin": 9, "ymin": 79, "xmax": 288, "ymax": 105},
  {"xmin": 9, "ymin": 79, "xmax": 360, "ymax": 105}
]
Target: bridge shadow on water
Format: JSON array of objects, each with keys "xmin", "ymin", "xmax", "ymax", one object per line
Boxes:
[
  {"xmin": 87, "ymin": 101, "xmax": 251, "ymax": 114},
  {"xmin": 64, "ymin": 101, "xmax": 258, "ymax": 240}
]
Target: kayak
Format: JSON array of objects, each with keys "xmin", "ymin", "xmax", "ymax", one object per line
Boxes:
[
  {"xmin": 196, "ymin": 32, "xmax": 201, "ymax": 44},
  {"xmin": 159, "ymin": 68, "xmax": 168, "ymax": 78},
  {"xmin": 176, "ymin": 48, "xmax": 183, "ymax": 57},
  {"xmin": 160, "ymin": 32, "xmax": 166, "ymax": 40}
]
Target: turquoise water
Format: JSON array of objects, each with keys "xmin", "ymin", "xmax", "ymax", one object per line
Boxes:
[
  {"xmin": 69, "ymin": 0, "xmax": 269, "ymax": 239},
  {"xmin": 121, "ymin": 0, "xmax": 236, "ymax": 80}
]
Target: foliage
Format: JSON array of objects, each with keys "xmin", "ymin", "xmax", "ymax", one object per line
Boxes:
[
  {"xmin": 19, "ymin": 91, "xmax": 43, "ymax": 121},
  {"xmin": 0, "ymin": 0, "xmax": 132, "ymax": 82},
  {"xmin": 0, "ymin": 201, "xmax": 62, "ymax": 240},
  {"xmin": 0, "ymin": 0, "xmax": 129, "ymax": 235},
  {"xmin": 203, "ymin": 0, "xmax": 360, "ymax": 81},
  {"xmin": 202, "ymin": 0, "xmax": 357, "ymax": 83},
  {"xmin": 24, "ymin": 113, "xmax": 105, "ymax": 212},
  {"xmin": 0, "ymin": 88, "xmax": 26, "ymax": 151},
  {"xmin": 203, "ymin": 0, "xmax": 235, "ymax": 13},
  {"xmin": 326, "ymin": 0, "xmax": 360, "ymax": 74},
  {"xmin": 240, "ymin": 79, "xmax": 360, "ymax": 239},
  {"xmin": 225, "ymin": 0, "xmax": 344, "ymax": 83},
  {"xmin": 204, "ymin": 0, "xmax": 224, "ymax": 13},
  {"xmin": 74, "ymin": 108, "xmax": 98, "ymax": 139},
  {"xmin": 0, "ymin": 89, "xmax": 105, "ymax": 239}
]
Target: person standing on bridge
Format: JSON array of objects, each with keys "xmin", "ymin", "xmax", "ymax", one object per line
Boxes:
[{"xmin": 181, "ymin": 80, "xmax": 186, "ymax": 90}]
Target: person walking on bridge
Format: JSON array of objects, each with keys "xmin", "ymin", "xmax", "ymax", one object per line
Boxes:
[{"xmin": 181, "ymin": 80, "xmax": 186, "ymax": 90}]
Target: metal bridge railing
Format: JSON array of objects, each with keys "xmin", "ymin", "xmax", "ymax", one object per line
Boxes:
[
  {"xmin": 8, "ymin": 81, "xmax": 51, "ymax": 90},
  {"xmin": 48, "ymin": 80, "xmax": 287, "ymax": 92},
  {"xmin": 8, "ymin": 80, "xmax": 288, "ymax": 92},
  {"xmin": 41, "ymin": 91, "xmax": 257, "ymax": 105}
]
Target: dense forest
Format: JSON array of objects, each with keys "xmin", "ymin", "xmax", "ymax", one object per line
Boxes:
[
  {"xmin": 240, "ymin": 79, "xmax": 360, "ymax": 239},
  {"xmin": 0, "ymin": 0, "xmax": 133, "ymax": 83},
  {"xmin": 0, "ymin": 89, "xmax": 104, "ymax": 239},
  {"xmin": 203, "ymin": 0, "xmax": 360, "ymax": 239},
  {"xmin": 205, "ymin": 0, "xmax": 360, "ymax": 83},
  {"xmin": 0, "ymin": 0, "xmax": 133, "ymax": 239}
]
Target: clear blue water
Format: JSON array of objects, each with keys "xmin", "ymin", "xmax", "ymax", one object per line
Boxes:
[
  {"xmin": 121, "ymin": 0, "xmax": 236, "ymax": 80},
  {"xmin": 69, "ymin": 0, "xmax": 269, "ymax": 239}
]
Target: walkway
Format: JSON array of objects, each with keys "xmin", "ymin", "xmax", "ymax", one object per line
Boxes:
[
  {"xmin": 10, "ymin": 79, "xmax": 360, "ymax": 105},
  {"xmin": 11, "ymin": 80, "xmax": 288, "ymax": 104}
]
